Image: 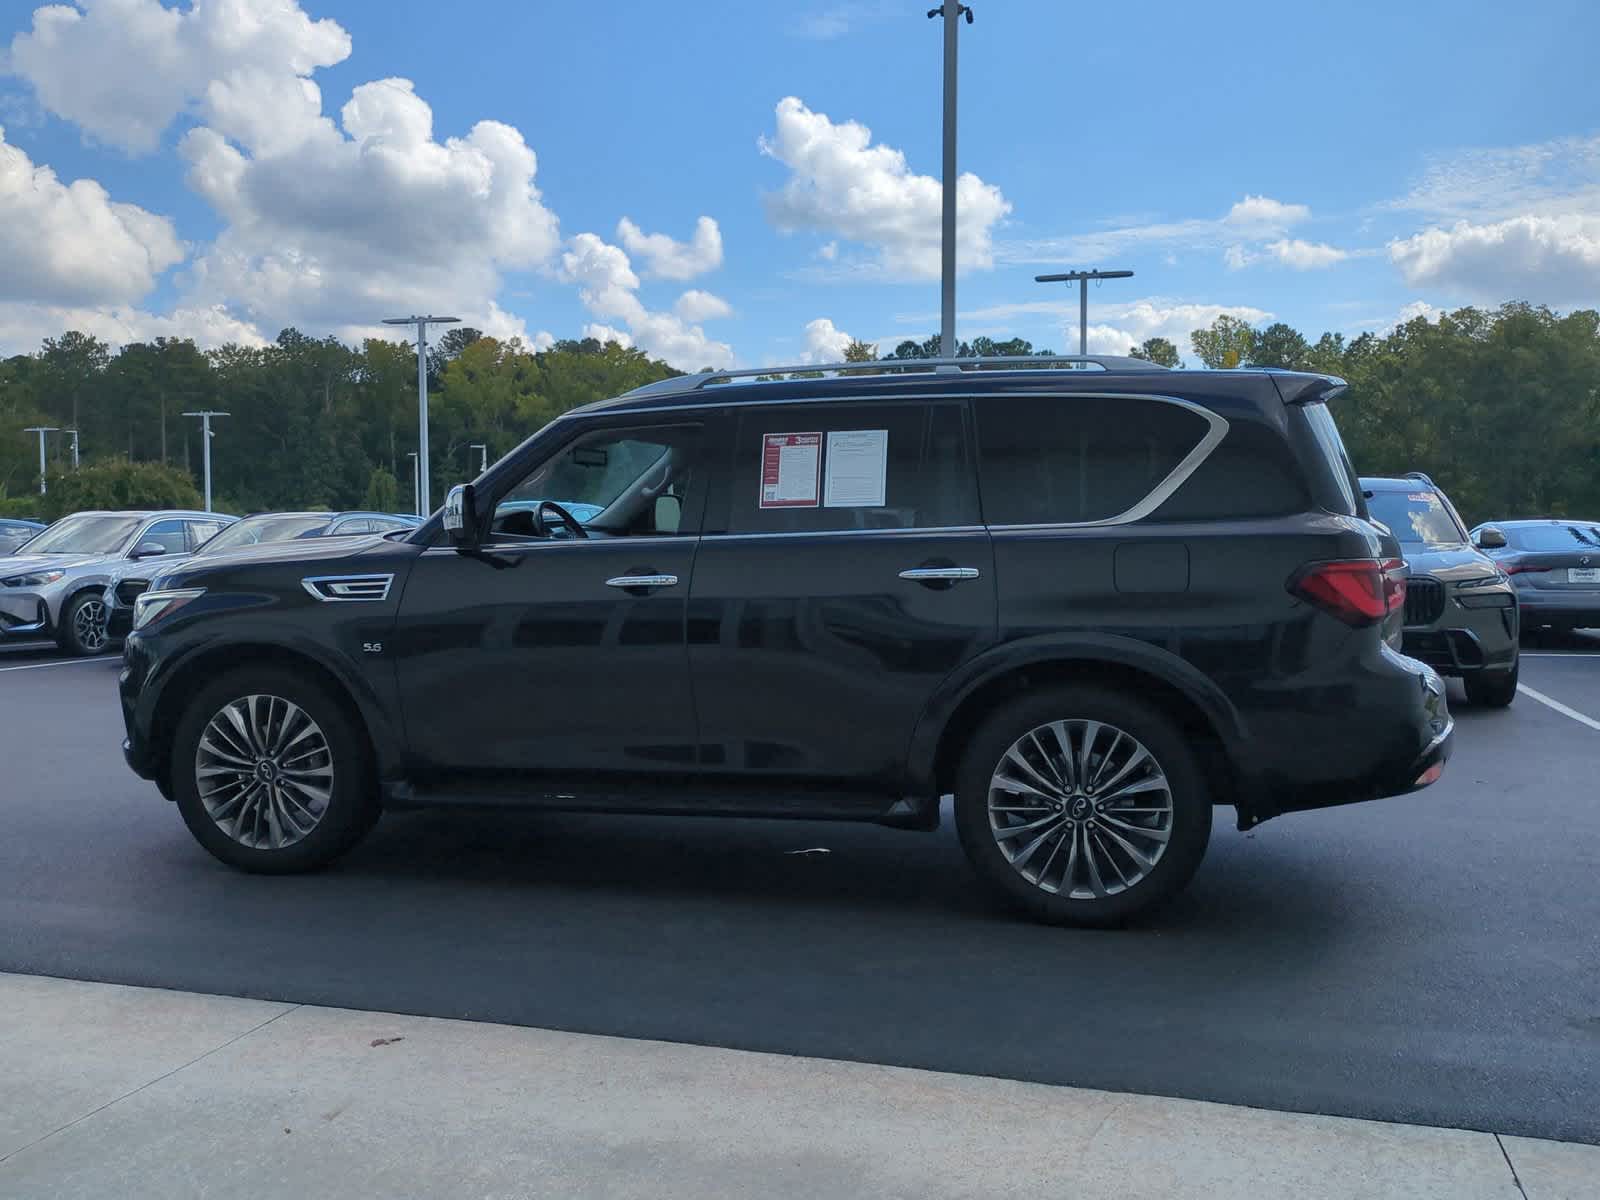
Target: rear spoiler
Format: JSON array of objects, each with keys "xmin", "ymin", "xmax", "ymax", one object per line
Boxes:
[{"xmin": 1271, "ymin": 373, "xmax": 1348, "ymax": 405}]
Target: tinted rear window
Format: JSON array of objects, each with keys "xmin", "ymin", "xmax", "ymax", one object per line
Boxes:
[
  {"xmin": 975, "ymin": 395, "xmax": 1211, "ymax": 525},
  {"xmin": 1150, "ymin": 422, "xmax": 1308, "ymax": 520},
  {"xmin": 1506, "ymin": 524, "xmax": 1600, "ymax": 552},
  {"xmin": 1299, "ymin": 403, "xmax": 1361, "ymax": 516}
]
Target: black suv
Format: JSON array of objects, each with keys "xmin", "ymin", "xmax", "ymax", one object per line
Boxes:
[{"xmin": 120, "ymin": 357, "xmax": 1451, "ymax": 926}]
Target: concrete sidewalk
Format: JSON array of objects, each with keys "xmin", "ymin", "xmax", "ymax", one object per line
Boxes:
[{"xmin": 1, "ymin": 973, "xmax": 1593, "ymax": 1199}]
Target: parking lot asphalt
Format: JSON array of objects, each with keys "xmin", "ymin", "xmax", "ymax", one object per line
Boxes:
[{"xmin": 2, "ymin": 633, "xmax": 1599, "ymax": 1145}]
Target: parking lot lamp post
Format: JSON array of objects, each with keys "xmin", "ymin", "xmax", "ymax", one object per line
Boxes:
[
  {"xmin": 182, "ymin": 411, "xmax": 229, "ymax": 513},
  {"xmin": 22, "ymin": 427, "xmax": 58, "ymax": 496},
  {"xmin": 64, "ymin": 428, "xmax": 80, "ymax": 470},
  {"xmin": 1034, "ymin": 270, "xmax": 1135, "ymax": 355},
  {"xmin": 382, "ymin": 315, "xmax": 460, "ymax": 516},
  {"xmin": 927, "ymin": 4, "xmax": 973, "ymax": 359}
]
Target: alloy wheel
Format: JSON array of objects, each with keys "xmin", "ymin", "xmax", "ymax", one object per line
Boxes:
[
  {"xmin": 195, "ymin": 694, "xmax": 335, "ymax": 849},
  {"xmin": 73, "ymin": 598, "xmax": 109, "ymax": 653},
  {"xmin": 987, "ymin": 719, "xmax": 1174, "ymax": 899}
]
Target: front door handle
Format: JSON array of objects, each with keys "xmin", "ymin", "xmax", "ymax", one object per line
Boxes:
[
  {"xmin": 605, "ymin": 573, "xmax": 679, "ymax": 589},
  {"xmin": 898, "ymin": 566, "xmax": 981, "ymax": 582}
]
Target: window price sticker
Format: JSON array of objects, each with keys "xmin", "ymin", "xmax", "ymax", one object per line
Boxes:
[{"xmin": 759, "ymin": 432, "xmax": 822, "ymax": 508}]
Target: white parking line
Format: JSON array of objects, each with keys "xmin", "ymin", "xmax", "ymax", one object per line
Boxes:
[
  {"xmin": 0, "ymin": 656, "xmax": 116, "ymax": 674},
  {"xmin": 1520, "ymin": 652, "xmax": 1600, "ymax": 658},
  {"xmin": 1517, "ymin": 684, "xmax": 1600, "ymax": 732}
]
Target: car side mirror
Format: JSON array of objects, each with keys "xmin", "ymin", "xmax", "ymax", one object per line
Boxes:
[
  {"xmin": 654, "ymin": 493, "xmax": 682, "ymax": 534},
  {"xmin": 1474, "ymin": 526, "xmax": 1507, "ymax": 550},
  {"xmin": 443, "ymin": 483, "xmax": 481, "ymax": 547},
  {"xmin": 130, "ymin": 542, "xmax": 168, "ymax": 560}
]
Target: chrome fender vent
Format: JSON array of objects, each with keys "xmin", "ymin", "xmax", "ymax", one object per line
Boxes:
[{"xmin": 302, "ymin": 574, "xmax": 394, "ymax": 602}]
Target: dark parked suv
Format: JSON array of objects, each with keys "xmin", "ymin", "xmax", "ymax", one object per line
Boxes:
[
  {"xmin": 120, "ymin": 357, "xmax": 1452, "ymax": 925},
  {"xmin": 1361, "ymin": 474, "xmax": 1519, "ymax": 706}
]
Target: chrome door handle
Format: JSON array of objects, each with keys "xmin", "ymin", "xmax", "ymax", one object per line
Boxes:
[
  {"xmin": 898, "ymin": 567, "xmax": 981, "ymax": 581},
  {"xmin": 605, "ymin": 574, "xmax": 679, "ymax": 589}
]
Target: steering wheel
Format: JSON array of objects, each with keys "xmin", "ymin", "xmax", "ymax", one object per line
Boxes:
[{"xmin": 533, "ymin": 500, "xmax": 589, "ymax": 540}]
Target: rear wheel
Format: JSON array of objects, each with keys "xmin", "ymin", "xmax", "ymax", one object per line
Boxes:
[
  {"xmin": 1464, "ymin": 659, "xmax": 1519, "ymax": 708},
  {"xmin": 57, "ymin": 591, "xmax": 110, "ymax": 656},
  {"xmin": 954, "ymin": 685, "xmax": 1212, "ymax": 927},
  {"xmin": 170, "ymin": 667, "xmax": 378, "ymax": 873}
]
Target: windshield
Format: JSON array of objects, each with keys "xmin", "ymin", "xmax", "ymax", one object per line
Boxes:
[
  {"xmin": 1366, "ymin": 490, "xmax": 1466, "ymax": 548},
  {"xmin": 1505, "ymin": 523, "xmax": 1600, "ymax": 552},
  {"xmin": 20, "ymin": 514, "xmax": 143, "ymax": 556},
  {"xmin": 198, "ymin": 514, "xmax": 331, "ymax": 554}
]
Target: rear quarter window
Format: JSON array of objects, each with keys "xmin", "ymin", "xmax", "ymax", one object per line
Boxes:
[
  {"xmin": 1150, "ymin": 422, "xmax": 1308, "ymax": 520},
  {"xmin": 974, "ymin": 394, "xmax": 1215, "ymax": 525}
]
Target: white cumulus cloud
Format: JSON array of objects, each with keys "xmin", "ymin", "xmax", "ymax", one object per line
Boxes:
[
  {"xmin": 674, "ymin": 289, "xmax": 733, "ymax": 322},
  {"xmin": 1387, "ymin": 215, "xmax": 1600, "ymax": 305},
  {"xmin": 617, "ymin": 216, "xmax": 723, "ymax": 280},
  {"xmin": 7, "ymin": 0, "xmax": 351, "ymax": 155},
  {"xmin": 800, "ymin": 317, "xmax": 853, "ymax": 363},
  {"xmin": 0, "ymin": 125, "xmax": 183, "ymax": 308},
  {"xmin": 582, "ymin": 323, "xmax": 632, "ymax": 349},
  {"xmin": 759, "ymin": 96, "xmax": 1011, "ymax": 279},
  {"xmin": 1265, "ymin": 238, "xmax": 1350, "ymax": 269},
  {"xmin": 1224, "ymin": 195, "xmax": 1311, "ymax": 230},
  {"xmin": 561, "ymin": 233, "xmax": 733, "ymax": 370}
]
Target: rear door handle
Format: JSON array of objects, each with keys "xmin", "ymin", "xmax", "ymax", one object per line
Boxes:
[
  {"xmin": 605, "ymin": 573, "xmax": 679, "ymax": 589},
  {"xmin": 898, "ymin": 567, "xmax": 981, "ymax": 582}
]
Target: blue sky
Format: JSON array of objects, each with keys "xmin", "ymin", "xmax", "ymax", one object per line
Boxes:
[{"xmin": 2, "ymin": 0, "xmax": 1598, "ymax": 367}]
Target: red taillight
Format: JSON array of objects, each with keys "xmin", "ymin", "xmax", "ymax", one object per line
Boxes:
[
  {"xmin": 1288, "ymin": 558, "xmax": 1402, "ymax": 626},
  {"xmin": 1505, "ymin": 565, "xmax": 1550, "ymax": 576}
]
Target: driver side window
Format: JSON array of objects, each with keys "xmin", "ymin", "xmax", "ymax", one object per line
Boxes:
[{"xmin": 492, "ymin": 423, "xmax": 705, "ymax": 541}]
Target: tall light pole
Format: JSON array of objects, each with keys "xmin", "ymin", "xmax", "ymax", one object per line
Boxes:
[
  {"xmin": 22, "ymin": 427, "xmax": 57, "ymax": 496},
  {"xmin": 382, "ymin": 315, "xmax": 459, "ymax": 515},
  {"xmin": 1035, "ymin": 270, "xmax": 1135, "ymax": 355},
  {"xmin": 63, "ymin": 428, "xmax": 80, "ymax": 470},
  {"xmin": 182, "ymin": 410, "xmax": 229, "ymax": 512},
  {"xmin": 406, "ymin": 452, "xmax": 420, "ymax": 517},
  {"xmin": 470, "ymin": 443, "xmax": 488, "ymax": 475},
  {"xmin": 928, "ymin": 4, "xmax": 972, "ymax": 359}
]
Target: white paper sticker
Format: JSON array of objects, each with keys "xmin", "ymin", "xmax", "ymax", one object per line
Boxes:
[
  {"xmin": 824, "ymin": 429, "xmax": 888, "ymax": 508},
  {"xmin": 759, "ymin": 432, "xmax": 822, "ymax": 508}
]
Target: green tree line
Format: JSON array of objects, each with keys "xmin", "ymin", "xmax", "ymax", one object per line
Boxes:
[
  {"xmin": 3, "ymin": 302, "xmax": 1597, "ymax": 524},
  {"xmin": 1, "ymin": 330, "xmax": 677, "ymax": 519}
]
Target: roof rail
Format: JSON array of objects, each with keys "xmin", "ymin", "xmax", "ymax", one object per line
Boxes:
[
  {"xmin": 623, "ymin": 353, "xmax": 1168, "ymax": 398},
  {"xmin": 1404, "ymin": 471, "xmax": 1435, "ymax": 486}
]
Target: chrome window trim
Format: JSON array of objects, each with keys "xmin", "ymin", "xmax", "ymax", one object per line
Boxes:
[{"xmin": 301, "ymin": 573, "xmax": 395, "ymax": 602}]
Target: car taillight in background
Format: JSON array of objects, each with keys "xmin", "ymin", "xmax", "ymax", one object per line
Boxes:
[
  {"xmin": 1504, "ymin": 564, "xmax": 1550, "ymax": 576},
  {"xmin": 1288, "ymin": 558, "xmax": 1407, "ymax": 627}
]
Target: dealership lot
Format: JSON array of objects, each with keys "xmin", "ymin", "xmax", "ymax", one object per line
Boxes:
[{"xmin": 2, "ymin": 635, "xmax": 1599, "ymax": 1145}]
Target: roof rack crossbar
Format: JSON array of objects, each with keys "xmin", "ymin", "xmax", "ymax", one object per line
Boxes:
[{"xmin": 624, "ymin": 354, "xmax": 1168, "ymax": 398}]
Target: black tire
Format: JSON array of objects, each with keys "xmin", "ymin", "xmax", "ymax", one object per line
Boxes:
[
  {"xmin": 56, "ymin": 590, "xmax": 111, "ymax": 657},
  {"xmin": 1464, "ymin": 659, "xmax": 1519, "ymax": 708},
  {"xmin": 170, "ymin": 666, "xmax": 379, "ymax": 873},
  {"xmin": 954, "ymin": 685, "xmax": 1212, "ymax": 928}
]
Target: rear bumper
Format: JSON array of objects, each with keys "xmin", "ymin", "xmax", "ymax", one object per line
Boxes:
[
  {"xmin": 1517, "ymin": 591, "xmax": 1600, "ymax": 628},
  {"xmin": 1237, "ymin": 646, "xmax": 1453, "ymax": 827}
]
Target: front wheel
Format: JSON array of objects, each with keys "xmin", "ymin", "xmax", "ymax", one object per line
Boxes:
[
  {"xmin": 170, "ymin": 667, "xmax": 379, "ymax": 873},
  {"xmin": 1464, "ymin": 660, "xmax": 1519, "ymax": 708},
  {"xmin": 954, "ymin": 685, "xmax": 1213, "ymax": 928},
  {"xmin": 57, "ymin": 591, "xmax": 110, "ymax": 656}
]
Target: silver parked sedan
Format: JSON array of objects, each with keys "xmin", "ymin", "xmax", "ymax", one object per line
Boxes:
[{"xmin": 0, "ymin": 510, "xmax": 233, "ymax": 655}]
